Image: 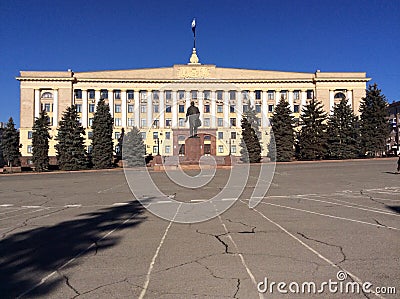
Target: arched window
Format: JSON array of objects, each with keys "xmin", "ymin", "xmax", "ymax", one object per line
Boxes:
[
  {"xmin": 334, "ymin": 92, "xmax": 346, "ymax": 100},
  {"xmin": 41, "ymin": 92, "xmax": 53, "ymax": 99}
]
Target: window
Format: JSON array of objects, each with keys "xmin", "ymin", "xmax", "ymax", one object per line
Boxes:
[
  {"xmin": 255, "ymin": 105, "xmax": 261, "ymax": 113},
  {"xmin": 178, "ymin": 90, "xmax": 185, "ymax": 100},
  {"xmin": 127, "ymin": 90, "xmax": 134, "ymax": 100},
  {"xmin": 334, "ymin": 92, "xmax": 346, "ymax": 100},
  {"xmin": 268, "ymin": 91, "xmax": 274, "ymax": 100},
  {"xmin": 44, "ymin": 103, "xmax": 51, "ymax": 112},
  {"xmin": 229, "ymin": 90, "xmax": 236, "ymax": 100},
  {"xmin": 153, "ymin": 146, "xmax": 158, "ymax": 154},
  {"xmin": 75, "ymin": 89, "xmax": 82, "ymax": 99},
  {"xmin": 28, "ymin": 131, "xmax": 33, "ymax": 139},
  {"xmin": 140, "ymin": 91, "xmax": 147, "ymax": 101},
  {"xmin": 166, "ymin": 105, "xmax": 171, "ymax": 113},
  {"xmin": 230, "ymin": 118, "xmax": 236, "ymax": 127},
  {"xmin": 115, "ymin": 145, "xmax": 121, "ymax": 154},
  {"xmin": 204, "ymin": 105, "xmax": 210, "ymax": 113},
  {"xmin": 165, "ymin": 145, "xmax": 171, "ymax": 154},
  {"xmin": 88, "ymin": 90, "xmax": 95, "ymax": 99},
  {"xmin": 218, "ymin": 132, "xmax": 224, "ymax": 139},
  {"xmin": 218, "ymin": 118, "xmax": 223, "ymax": 127},
  {"xmin": 280, "ymin": 90, "xmax": 288, "ymax": 100},
  {"xmin": 88, "ymin": 131, "xmax": 93, "ymax": 139},
  {"xmin": 293, "ymin": 91, "xmax": 300, "ymax": 100},
  {"xmin": 165, "ymin": 90, "xmax": 172, "ymax": 100},
  {"xmin": 141, "ymin": 132, "xmax": 146, "ymax": 140},
  {"xmin": 115, "ymin": 132, "xmax": 121, "ymax": 140},
  {"xmin": 140, "ymin": 105, "xmax": 146, "ymax": 113},
  {"xmin": 203, "ymin": 118, "xmax": 210, "ymax": 127},
  {"xmin": 87, "ymin": 145, "xmax": 93, "ymax": 154},
  {"xmin": 153, "ymin": 132, "xmax": 158, "ymax": 139},
  {"xmin": 41, "ymin": 92, "xmax": 53, "ymax": 99},
  {"xmin": 231, "ymin": 145, "xmax": 237, "ymax": 154},
  {"xmin": 100, "ymin": 89, "xmax": 108, "ymax": 99},
  {"xmin": 307, "ymin": 90, "xmax": 314, "ymax": 99},
  {"xmin": 217, "ymin": 105, "xmax": 223, "ymax": 113},
  {"xmin": 218, "ymin": 145, "xmax": 224, "ymax": 153},
  {"xmin": 141, "ymin": 119, "xmax": 146, "ymax": 128},
  {"xmin": 191, "ymin": 90, "xmax": 197, "ymax": 100},
  {"xmin": 165, "ymin": 132, "xmax": 171, "ymax": 140},
  {"xmin": 115, "ymin": 104, "xmax": 121, "ymax": 113},
  {"xmin": 179, "ymin": 118, "xmax": 185, "ymax": 127},
  {"xmin": 179, "ymin": 144, "xmax": 185, "ymax": 155},
  {"xmin": 243, "ymin": 105, "xmax": 249, "ymax": 113},
  {"xmin": 89, "ymin": 118, "xmax": 94, "ymax": 126},
  {"xmin": 179, "ymin": 105, "xmax": 185, "ymax": 113},
  {"xmin": 165, "ymin": 119, "xmax": 172, "ymax": 127},
  {"xmin": 114, "ymin": 90, "xmax": 121, "ymax": 99},
  {"xmin": 128, "ymin": 104, "xmax": 134, "ymax": 113},
  {"xmin": 153, "ymin": 119, "xmax": 159, "ymax": 129},
  {"xmin": 255, "ymin": 90, "xmax": 262, "ymax": 100},
  {"xmin": 242, "ymin": 91, "xmax": 249, "ymax": 101},
  {"xmin": 153, "ymin": 105, "xmax": 159, "ymax": 113},
  {"xmin": 76, "ymin": 104, "xmax": 82, "ymax": 113},
  {"xmin": 217, "ymin": 91, "xmax": 223, "ymax": 101},
  {"xmin": 128, "ymin": 118, "xmax": 134, "ymax": 126},
  {"xmin": 89, "ymin": 104, "xmax": 95, "ymax": 113},
  {"xmin": 203, "ymin": 90, "xmax": 210, "ymax": 99},
  {"xmin": 294, "ymin": 105, "xmax": 300, "ymax": 113},
  {"xmin": 178, "ymin": 135, "xmax": 186, "ymax": 142},
  {"xmin": 152, "ymin": 90, "xmax": 159, "ymax": 100},
  {"xmin": 231, "ymin": 131, "xmax": 236, "ymax": 139},
  {"xmin": 230, "ymin": 105, "xmax": 235, "ymax": 113},
  {"xmin": 268, "ymin": 104, "xmax": 274, "ymax": 112},
  {"xmin": 204, "ymin": 135, "xmax": 211, "ymax": 141},
  {"xmin": 114, "ymin": 118, "xmax": 122, "ymax": 126}
]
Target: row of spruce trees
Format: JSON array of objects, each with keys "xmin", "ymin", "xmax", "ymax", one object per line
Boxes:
[{"xmin": 265, "ymin": 83, "xmax": 389, "ymax": 162}]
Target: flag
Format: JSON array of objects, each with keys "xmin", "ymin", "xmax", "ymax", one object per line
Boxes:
[{"xmin": 191, "ymin": 18, "xmax": 196, "ymax": 36}]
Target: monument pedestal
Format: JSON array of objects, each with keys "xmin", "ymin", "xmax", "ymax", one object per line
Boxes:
[{"xmin": 184, "ymin": 137, "xmax": 201, "ymax": 163}]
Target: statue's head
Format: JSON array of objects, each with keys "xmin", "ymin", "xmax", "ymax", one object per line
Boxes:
[{"xmin": 191, "ymin": 101, "xmax": 195, "ymax": 106}]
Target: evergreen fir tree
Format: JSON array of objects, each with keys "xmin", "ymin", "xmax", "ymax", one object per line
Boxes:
[
  {"xmin": 116, "ymin": 128, "xmax": 125, "ymax": 162},
  {"xmin": 122, "ymin": 126, "xmax": 146, "ymax": 167},
  {"xmin": 359, "ymin": 84, "xmax": 389, "ymax": 157},
  {"xmin": 55, "ymin": 105, "xmax": 88, "ymax": 170},
  {"xmin": 1, "ymin": 117, "xmax": 21, "ymax": 167},
  {"xmin": 242, "ymin": 99, "xmax": 261, "ymax": 140},
  {"xmin": 32, "ymin": 110, "xmax": 51, "ymax": 171},
  {"xmin": 240, "ymin": 117, "xmax": 261, "ymax": 163},
  {"xmin": 0, "ymin": 126, "xmax": 5, "ymax": 167},
  {"xmin": 327, "ymin": 98, "xmax": 360, "ymax": 159},
  {"xmin": 91, "ymin": 98, "xmax": 114, "ymax": 169},
  {"xmin": 269, "ymin": 97, "xmax": 295, "ymax": 161},
  {"xmin": 297, "ymin": 99, "xmax": 328, "ymax": 160}
]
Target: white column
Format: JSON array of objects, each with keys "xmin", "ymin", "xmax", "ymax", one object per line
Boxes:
[
  {"xmin": 159, "ymin": 91, "xmax": 165, "ymax": 128},
  {"xmin": 108, "ymin": 90, "xmax": 114, "ymax": 117},
  {"xmin": 249, "ymin": 91, "xmax": 255, "ymax": 107},
  {"xmin": 301, "ymin": 90, "xmax": 307, "ymax": 108},
  {"xmin": 346, "ymin": 90, "xmax": 353, "ymax": 108},
  {"xmin": 134, "ymin": 90, "xmax": 140, "ymax": 127},
  {"xmin": 82, "ymin": 90, "xmax": 88, "ymax": 128},
  {"xmin": 262, "ymin": 90, "xmax": 268, "ymax": 128},
  {"xmin": 236, "ymin": 91, "xmax": 242, "ymax": 128},
  {"xmin": 147, "ymin": 91, "xmax": 153, "ymax": 128},
  {"xmin": 210, "ymin": 91, "xmax": 216, "ymax": 128},
  {"xmin": 95, "ymin": 90, "xmax": 100, "ymax": 105},
  {"xmin": 172, "ymin": 90, "xmax": 178, "ymax": 128},
  {"xmin": 121, "ymin": 90, "xmax": 127, "ymax": 127},
  {"xmin": 329, "ymin": 90, "xmax": 334, "ymax": 114},
  {"xmin": 198, "ymin": 90, "xmax": 204, "ymax": 124},
  {"xmin": 223, "ymin": 91, "xmax": 229, "ymax": 128},
  {"xmin": 275, "ymin": 90, "xmax": 280, "ymax": 105},
  {"xmin": 34, "ymin": 89, "xmax": 40, "ymax": 119},
  {"xmin": 53, "ymin": 89, "xmax": 58, "ymax": 127},
  {"xmin": 288, "ymin": 90, "xmax": 294, "ymax": 112}
]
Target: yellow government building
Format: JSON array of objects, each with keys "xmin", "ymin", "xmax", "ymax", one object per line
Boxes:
[{"xmin": 17, "ymin": 50, "xmax": 370, "ymax": 165}]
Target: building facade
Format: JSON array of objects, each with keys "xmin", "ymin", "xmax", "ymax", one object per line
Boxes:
[
  {"xmin": 388, "ymin": 101, "xmax": 400, "ymax": 155},
  {"xmin": 17, "ymin": 58, "xmax": 370, "ymax": 165}
]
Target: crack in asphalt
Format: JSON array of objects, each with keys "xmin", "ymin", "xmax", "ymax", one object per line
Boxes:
[
  {"xmin": 71, "ymin": 278, "xmax": 128, "ymax": 299},
  {"xmin": 58, "ymin": 271, "xmax": 80, "ymax": 296},
  {"xmin": 373, "ymin": 218, "xmax": 388, "ymax": 228},
  {"xmin": 233, "ymin": 278, "xmax": 240, "ymax": 298},
  {"xmin": 196, "ymin": 229, "xmax": 234, "ymax": 254},
  {"xmin": 1, "ymin": 207, "xmax": 68, "ymax": 239},
  {"xmin": 225, "ymin": 218, "xmax": 256, "ymax": 234},
  {"xmin": 360, "ymin": 190, "xmax": 386, "ymax": 206},
  {"xmin": 297, "ymin": 232, "xmax": 346, "ymax": 265}
]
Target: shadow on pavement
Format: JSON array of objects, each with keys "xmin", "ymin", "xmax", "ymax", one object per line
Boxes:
[
  {"xmin": 0, "ymin": 200, "xmax": 147, "ymax": 298},
  {"xmin": 387, "ymin": 206, "xmax": 400, "ymax": 214},
  {"xmin": 382, "ymin": 171, "xmax": 399, "ymax": 175}
]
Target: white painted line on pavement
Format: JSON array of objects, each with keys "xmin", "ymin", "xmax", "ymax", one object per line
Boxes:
[
  {"xmin": 191, "ymin": 199, "xmax": 207, "ymax": 202},
  {"xmin": 139, "ymin": 203, "xmax": 182, "ymax": 299},
  {"xmin": 0, "ymin": 204, "xmax": 13, "ymax": 207},
  {"xmin": 64, "ymin": 204, "xmax": 82, "ymax": 208},
  {"xmin": 247, "ymin": 201, "xmax": 385, "ymax": 299},
  {"xmin": 22, "ymin": 205, "xmax": 42, "ymax": 208},
  {"xmin": 112, "ymin": 202, "xmax": 129, "ymax": 206},
  {"xmin": 155, "ymin": 201, "xmax": 173, "ymax": 204},
  {"xmin": 259, "ymin": 201, "xmax": 400, "ymax": 231},
  {"xmin": 221, "ymin": 198, "xmax": 237, "ymax": 201}
]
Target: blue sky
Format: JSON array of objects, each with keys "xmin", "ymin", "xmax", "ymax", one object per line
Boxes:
[{"xmin": 1, "ymin": 0, "xmax": 399, "ymax": 126}]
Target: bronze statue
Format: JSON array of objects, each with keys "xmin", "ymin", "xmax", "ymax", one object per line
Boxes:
[{"xmin": 185, "ymin": 101, "xmax": 201, "ymax": 137}]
